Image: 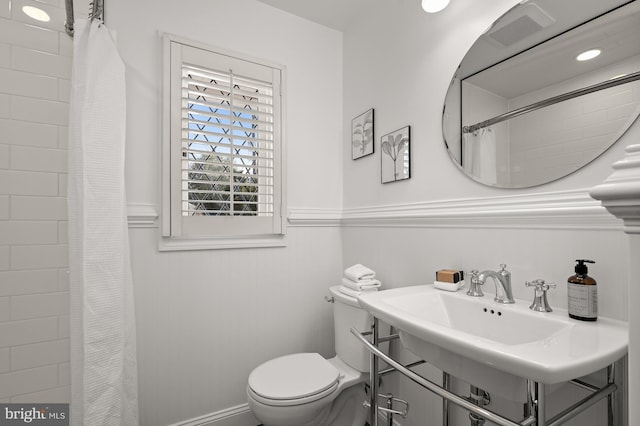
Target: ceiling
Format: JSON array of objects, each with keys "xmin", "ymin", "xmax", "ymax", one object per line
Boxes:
[{"xmin": 255, "ymin": 0, "xmax": 371, "ymax": 31}]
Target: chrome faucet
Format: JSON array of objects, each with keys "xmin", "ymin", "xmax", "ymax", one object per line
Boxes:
[{"xmin": 467, "ymin": 264, "xmax": 515, "ymax": 304}]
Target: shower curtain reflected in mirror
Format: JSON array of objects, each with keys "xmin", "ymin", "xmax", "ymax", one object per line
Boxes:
[
  {"xmin": 463, "ymin": 127, "xmax": 497, "ymax": 185},
  {"xmin": 67, "ymin": 19, "xmax": 139, "ymax": 426}
]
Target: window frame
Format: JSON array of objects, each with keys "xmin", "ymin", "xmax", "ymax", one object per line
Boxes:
[{"xmin": 161, "ymin": 34, "xmax": 287, "ymax": 250}]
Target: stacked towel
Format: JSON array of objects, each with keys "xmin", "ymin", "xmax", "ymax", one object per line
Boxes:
[
  {"xmin": 340, "ymin": 264, "xmax": 382, "ymax": 297},
  {"xmin": 344, "ymin": 264, "xmax": 377, "ymax": 282}
]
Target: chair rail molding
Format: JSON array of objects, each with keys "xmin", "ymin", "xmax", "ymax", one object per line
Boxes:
[
  {"xmin": 590, "ymin": 144, "xmax": 640, "ymax": 234},
  {"xmin": 341, "ymin": 188, "xmax": 619, "ymax": 230}
]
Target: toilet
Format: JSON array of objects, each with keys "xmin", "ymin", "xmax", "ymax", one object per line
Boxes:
[{"xmin": 247, "ymin": 285, "xmax": 373, "ymax": 426}]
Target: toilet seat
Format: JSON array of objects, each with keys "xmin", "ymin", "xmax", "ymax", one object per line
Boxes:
[{"xmin": 248, "ymin": 353, "xmax": 340, "ymax": 406}]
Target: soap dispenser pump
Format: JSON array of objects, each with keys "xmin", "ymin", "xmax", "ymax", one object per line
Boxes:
[{"xmin": 567, "ymin": 259, "xmax": 597, "ymax": 321}]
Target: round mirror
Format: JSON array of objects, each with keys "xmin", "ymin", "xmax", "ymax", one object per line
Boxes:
[{"xmin": 443, "ymin": 0, "xmax": 640, "ymax": 188}]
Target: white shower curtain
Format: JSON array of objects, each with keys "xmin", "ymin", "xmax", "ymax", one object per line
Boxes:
[
  {"xmin": 462, "ymin": 127, "xmax": 497, "ymax": 184},
  {"xmin": 67, "ymin": 19, "xmax": 139, "ymax": 426}
]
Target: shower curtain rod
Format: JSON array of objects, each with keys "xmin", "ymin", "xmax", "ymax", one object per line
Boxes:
[
  {"xmin": 462, "ymin": 70, "xmax": 640, "ymax": 134},
  {"xmin": 65, "ymin": 0, "xmax": 104, "ymax": 36}
]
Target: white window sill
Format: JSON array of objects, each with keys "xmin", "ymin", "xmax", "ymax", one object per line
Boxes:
[{"xmin": 158, "ymin": 235, "xmax": 286, "ymax": 251}]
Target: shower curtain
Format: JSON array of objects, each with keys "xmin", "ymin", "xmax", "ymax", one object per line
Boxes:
[
  {"xmin": 462, "ymin": 127, "xmax": 497, "ymax": 184},
  {"xmin": 67, "ymin": 19, "xmax": 139, "ymax": 426}
]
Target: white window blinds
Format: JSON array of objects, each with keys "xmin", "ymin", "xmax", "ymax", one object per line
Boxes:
[{"xmin": 165, "ymin": 39, "xmax": 285, "ymax": 240}]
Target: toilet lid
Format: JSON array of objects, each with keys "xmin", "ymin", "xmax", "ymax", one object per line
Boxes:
[{"xmin": 248, "ymin": 353, "xmax": 340, "ymax": 400}]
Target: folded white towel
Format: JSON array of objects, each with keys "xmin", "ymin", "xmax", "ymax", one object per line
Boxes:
[
  {"xmin": 341, "ymin": 277, "xmax": 382, "ymax": 291},
  {"xmin": 344, "ymin": 264, "xmax": 376, "ymax": 281},
  {"xmin": 339, "ymin": 285, "xmax": 378, "ymax": 299}
]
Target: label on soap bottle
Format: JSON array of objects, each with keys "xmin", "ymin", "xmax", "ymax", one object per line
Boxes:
[{"xmin": 567, "ymin": 283, "xmax": 598, "ymax": 319}]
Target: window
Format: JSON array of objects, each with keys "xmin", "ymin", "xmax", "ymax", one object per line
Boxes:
[{"xmin": 162, "ymin": 35, "xmax": 286, "ymax": 247}]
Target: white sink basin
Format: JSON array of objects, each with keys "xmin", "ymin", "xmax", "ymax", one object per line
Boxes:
[{"xmin": 357, "ymin": 284, "xmax": 628, "ymax": 400}]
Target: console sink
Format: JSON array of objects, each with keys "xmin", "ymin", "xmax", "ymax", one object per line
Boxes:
[{"xmin": 357, "ymin": 284, "xmax": 628, "ymax": 400}]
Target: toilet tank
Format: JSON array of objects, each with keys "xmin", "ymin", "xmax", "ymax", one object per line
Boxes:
[{"xmin": 328, "ymin": 286, "xmax": 373, "ymax": 372}]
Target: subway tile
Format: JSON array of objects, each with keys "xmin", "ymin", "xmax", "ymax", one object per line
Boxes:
[
  {"xmin": 57, "ymin": 125, "xmax": 67, "ymax": 149},
  {"xmin": 0, "ymin": 297, "xmax": 9, "ymax": 322},
  {"xmin": 0, "ymin": 348, "xmax": 8, "ymax": 373},
  {"xmin": 10, "ymin": 244, "xmax": 68, "ymax": 269},
  {"xmin": 0, "ymin": 170, "xmax": 9, "ymax": 193},
  {"xmin": 0, "ymin": 0, "xmax": 9, "ymax": 19},
  {"xmin": 10, "ymin": 385, "xmax": 70, "ymax": 403},
  {"xmin": 57, "ymin": 173, "xmax": 66, "ymax": 196},
  {"xmin": 0, "ymin": 220, "xmax": 58, "ymax": 245},
  {"xmin": 57, "ymin": 362, "xmax": 69, "ymax": 386},
  {"xmin": 608, "ymin": 101, "xmax": 638, "ymax": 121},
  {"xmin": 57, "ymin": 269, "xmax": 68, "ymax": 291},
  {"xmin": 58, "ymin": 31, "xmax": 72, "ymax": 57},
  {"xmin": 0, "ymin": 143, "xmax": 8, "ymax": 168},
  {"xmin": 57, "ymin": 221, "xmax": 67, "ymax": 244},
  {"xmin": 0, "ymin": 68, "xmax": 58, "ymax": 100},
  {"xmin": 10, "ymin": 338, "xmax": 69, "ymax": 370},
  {"xmin": 11, "ymin": 145, "xmax": 67, "ymax": 173},
  {"xmin": 0, "ymin": 365, "xmax": 58, "ymax": 399},
  {"xmin": 0, "ymin": 118, "xmax": 59, "ymax": 148},
  {"xmin": 0, "ymin": 196, "xmax": 8, "ymax": 219},
  {"xmin": 0, "ymin": 42, "xmax": 9, "ymax": 68},
  {"xmin": 32, "ymin": 0, "xmax": 59, "ymax": 6},
  {"xmin": 8, "ymin": 170, "xmax": 59, "ymax": 196},
  {"xmin": 57, "ymin": 78, "xmax": 69, "ymax": 102},
  {"xmin": 11, "ymin": 96, "xmax": 69, "ymax": 126},
  {"xmin": 0, "ymin": 269, "xmax": 58, "ymax": 296},
  {"xmin": 0, "ymin": 18, "xmax": 59, "ymax": 54},
  {"xmin": 0, "ymin": 246, "xmax": 8, "ymax": 271},
  {"xmin": 0, "ymin": 317, "xmax": 58, "ymax": 347},
  {"xmin": 12, "ymin": 46, "xmax": 72, "ymax": 79},
  {"xmin": 11, "ymin": 196, "xmax": 67, "ymax": 220},
  {"xmin": 0, "ymin": 93, "xmax": 8, "ymax": 118},
  {"xmin": 10, "ymin": 291, "xmax": 68, "ymax": 320},
  {"xmin": 57, "ymin": 314, "xmax": 68, "ymax": 339}
]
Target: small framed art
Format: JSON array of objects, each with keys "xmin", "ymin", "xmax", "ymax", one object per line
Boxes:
[
  {"xmin": 381, "ymin": 126, "xmax": 410, "ymax": 183},
  {"xmin": 351, "ymin": 108, "xmax": 374, "ymax": 160}
]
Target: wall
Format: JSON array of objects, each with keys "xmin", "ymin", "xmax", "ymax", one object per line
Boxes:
[
  {"xmin": 107, "ymin": 0, "xmax": 345, "ymax": 424},
  {"xmin": 0, "ymin": 0, "xmax": 71, "ymax": 404},
  {"xmin": 342, "ymin": 0, "xmax": 635, "ymax": 425}
]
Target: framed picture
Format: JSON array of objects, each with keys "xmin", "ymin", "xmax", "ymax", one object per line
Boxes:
[
  {"xmin": 381, "ymin": 126, "xmax": 410, "ymax": 183},
  {"xmin": 351, "ymin": 108, "xmax": 374, "ymax": 160}
]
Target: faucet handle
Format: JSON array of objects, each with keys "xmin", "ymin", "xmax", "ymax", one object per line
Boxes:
[
  {"xmin": 525, "ymin": 279, "xmax": 556, "ymax": 291},
  {"xmin": 525, "ymin": 279, "xmax": 555, "ymax": 312},
  {"xmin": 466, "ymin": 270, "xmax": 484, "ymax": 297}
]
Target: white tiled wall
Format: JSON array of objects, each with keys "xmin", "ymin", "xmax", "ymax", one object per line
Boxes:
[
  {"xmin": 508, "ymin": 56, "xmax": 640, "ymax": 186},
  {"xmin": 0, "ymin": 0, "xmax": 71, "ymax": 403}
]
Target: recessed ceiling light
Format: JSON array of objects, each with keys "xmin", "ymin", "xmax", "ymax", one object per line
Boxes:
[
  {"xmin": 22, "ymin": 6, "xmax": 51, "ymax": 22},
  {"xmin": 421, "ymin": 0, "xmax": 451, "ymax": 13},
  {"xmin": 576, "ymin": 49, "xmax": 601, "ymax": 62}
]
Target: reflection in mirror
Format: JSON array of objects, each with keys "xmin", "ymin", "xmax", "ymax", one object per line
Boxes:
[{"xmin": 443, "ymin": 0, "xmax": 640, "ymax": 188}]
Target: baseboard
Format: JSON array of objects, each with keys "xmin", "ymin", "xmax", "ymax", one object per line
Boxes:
[{"xmin": 168, "ymin": 403, "xmax": 259, "ymax": 426}]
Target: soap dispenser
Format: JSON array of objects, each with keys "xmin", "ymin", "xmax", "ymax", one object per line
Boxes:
[{"xmin": 567, "ymin": 259, "xmax": 597, "ymax": 321}]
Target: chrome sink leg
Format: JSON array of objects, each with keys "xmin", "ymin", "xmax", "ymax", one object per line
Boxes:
[
  {"xmin": 369, "ymin": 317, "xmax": 379, "ymax": 426},
  {"xmin": 443, "ymin": 372, "xmax": 450, "ymax": 426},
  {"xmin": 527, "ymin": 380, "xmax": 546, "ymax": 426},
  {"xmin": 607, "ymin": 363, "xmax": 615, "ymax": 426}
]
